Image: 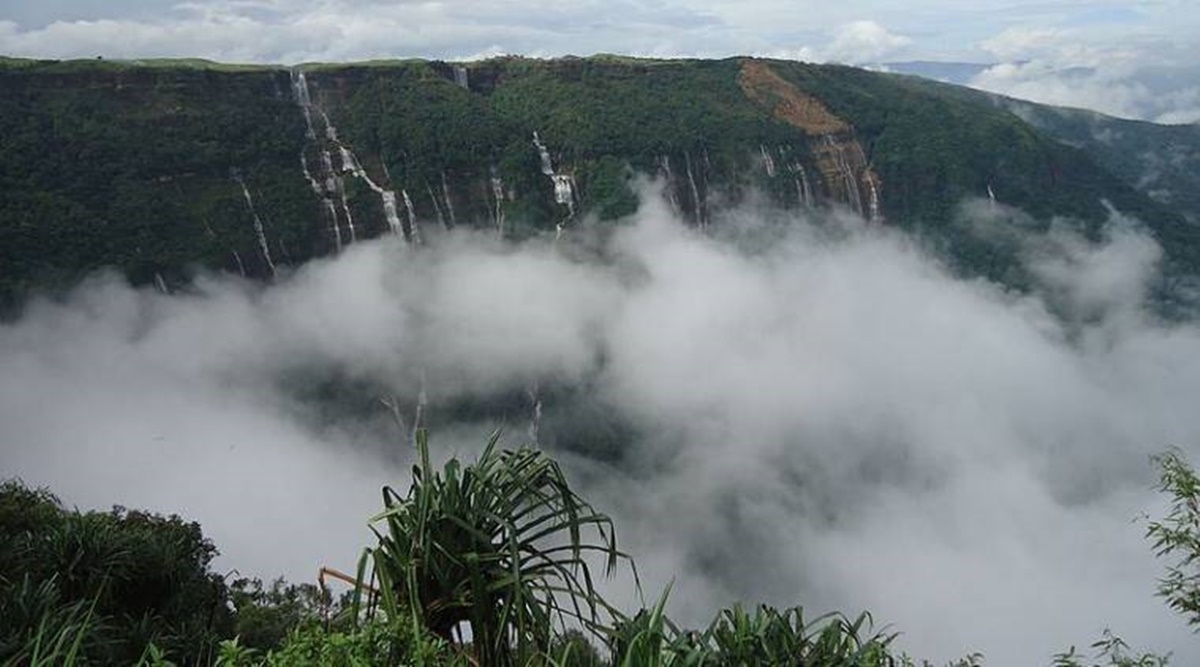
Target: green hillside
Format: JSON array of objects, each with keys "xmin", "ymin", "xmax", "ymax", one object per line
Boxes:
[{"xmin": 0, "ymin": 55, "xmax": 1194, "ymax": 310}]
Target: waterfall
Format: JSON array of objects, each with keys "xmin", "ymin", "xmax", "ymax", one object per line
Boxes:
[
  {"xmin": 292, "ymin": 70, "xmax": 358, "ymax": 248},
  {"xmin": 866, "ymin": 171, "xmax": 882, "ymax": 223},
  {"xmin": 454, "ymin": 66, "xmax": 469, "ymax": 90},
  {"xmin": 532, "ymin": 131, "xmax": 555, "ymax": 175},
  {"xmin": 380, "ymin": 191, "xmax": 403, "ymax": 236},
  {"xmin": 760, "ymin": 145, "xmax": 777, "ymax": 177},
  {"xmin": 290, "ymin": 70, "xmax": 316, "ymax": 140},
  {"xmin": 552, "ymin": 175, "xmax": 576, "ymax": 212},
  {"xmin": 231, "ymin": 250, "xmax": 247, "ymax": 278},
  {"xmin": 823, "ymin": 136, "xmax": 864, "ymax": 216},
  {"xmin": 292, "ymin": 72, "xmax": 409, "ymax": 244},
  {"xmin": 402, "ymin": 189, "xmax": 421, "ymax": 245},
  {"xmin": 302, "ymin": 153, "xmax": 342, "ymax": 250},
  {"xmin": 684, "ymin": 150, "xmax": 705, "ymax": 228},
  {"xmin": 235, "ymin": 176, "xmax": 276, "ymax": 277},
  {"xmin": 339, "ymin": 187, "xmax": 357, "ymax": 242},
  {"xmin": 335, "ymin": 132, "xmax": 408, "ymax": 240},
  {"xmin": 427, "ymin": 183, "xmax": 448, "ymax": 231},
  {"xmin": 490, "ymin": 174, "xmax": 506, "ymax": 237},
  {"xmin": 532, "ymin": 131, "xmax": 577, "ymax": 232},
  {"xmin": 441, "ymin": 171, "xmax": 457, "ymax": 227},
  {"xmin": 658, "ymin": 154, "xmax": 681, "ymax": 214},
  {"xmin": 790, "ymin": 162, "xmax": 813, "ymax": 208}
]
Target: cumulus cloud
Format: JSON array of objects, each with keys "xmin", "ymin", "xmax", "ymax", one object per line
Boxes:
[
  {"xmin": 822, "ymin": 20, "xmax": 911, "ymax": 64},
  {"xmin": 0, "ymin": 0, "xmax": 724, "ymax": 63},
  {"xmin": 968, "ymin": 25, "xmax": 1200, "ymax": 123},
  {"xmin": 5, "ymin": 188, "xmax": 1200, "ymax": 664}
]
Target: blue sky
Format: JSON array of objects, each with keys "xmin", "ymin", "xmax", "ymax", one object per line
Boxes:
[{"xmin": 1, "ymin": 1, "xmax": 1195, "ymax": 121}]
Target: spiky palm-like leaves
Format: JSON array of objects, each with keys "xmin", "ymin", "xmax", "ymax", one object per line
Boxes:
[
  {"xmin": 609, "ymin": 587, "xmax": 901, "ymax": 667},
  {"xmin": 366, "ymin": 429, "xmax": 630, "ymax": 666}
]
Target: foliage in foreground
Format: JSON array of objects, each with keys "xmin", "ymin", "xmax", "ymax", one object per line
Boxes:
[
  {"xmin": 362, "ymin": 429, "xmax": 630, "ymax": 666},
  {"xmin": 1146, "ymin": 449, "xmax": 1200, "ymax": 628},
  {"xmin": 0, "ymin": 479, "xmax": 232, "ymax": 665},
  {"xmin": 7, "ymin": 439, "xmax": 1200, "ymax": 665}
]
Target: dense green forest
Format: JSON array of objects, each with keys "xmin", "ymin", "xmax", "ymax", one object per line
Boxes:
[
  {"xmin": 2, "ymin": 55, "xmax": 1196, "ymax": 313},
  {"xmin": 2, "ymin": 432, "xmax": 1194, "ymax": 666}
]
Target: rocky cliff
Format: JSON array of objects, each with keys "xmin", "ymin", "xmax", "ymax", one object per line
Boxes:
[{"xmin": 0, "ymin": 55, "xmax": 1193, "ymax": 310}]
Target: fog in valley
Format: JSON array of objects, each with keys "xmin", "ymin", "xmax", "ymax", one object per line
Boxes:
[{"xmin": 4, "ymin": 185, "xmax": 1200, "ymax": 664}]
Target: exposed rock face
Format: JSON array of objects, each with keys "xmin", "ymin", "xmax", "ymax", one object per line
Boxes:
[{"xmin": 738, "ymin": 59, "xmax": 882, "ymax": 221}]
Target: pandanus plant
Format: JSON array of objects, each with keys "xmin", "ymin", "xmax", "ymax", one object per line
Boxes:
[{"xmin": 362, "ymin": 429, "xmax": 632, "ymax": 666}]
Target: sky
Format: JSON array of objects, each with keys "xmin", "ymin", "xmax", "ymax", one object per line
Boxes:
[
  {"xmin": 1, "ymin": 0, "xmax": 1199, "ymax": 122},
  {"xmin": 5, "ymin": 186, "xmax": 1200, "ymax": 664}
]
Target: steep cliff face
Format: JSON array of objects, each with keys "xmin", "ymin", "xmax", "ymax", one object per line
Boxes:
[
  {"xmin": 738, "ymin": 60, "xmax": 881, "ymax": 221},
  {"xmin": 0, "ymin": 56, "xmax": 1191, "ymax": 310}
]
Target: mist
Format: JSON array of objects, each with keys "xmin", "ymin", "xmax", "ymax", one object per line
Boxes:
[{"xmin": 4, "ymin": 187, "xmax": 1200, "ymax": 664}]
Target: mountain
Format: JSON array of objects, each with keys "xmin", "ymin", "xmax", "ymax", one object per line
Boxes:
[
  {"xmin": 1000, "ymin": 98, "xmax": 1200, "ymax": 226},
  {"xmin": 1, "ymin": 55, "xmax": 1197, "ymax": 311}
]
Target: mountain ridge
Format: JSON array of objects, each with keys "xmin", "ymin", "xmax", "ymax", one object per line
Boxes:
[{"xmin": 1, "ymin": 54, "xmax": 1196, "ymax": 312}]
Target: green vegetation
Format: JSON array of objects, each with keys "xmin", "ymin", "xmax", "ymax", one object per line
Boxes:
[
  {"xmin": 366, "ymin": 429, "xmax": 626, "ymax": 665},
  {"xmin": 1147, "ymin": 450, "xmax": 1200, "ymax": 627},
  {"xmin": 0, "ymin": 480, "xmax": 233, "ymax": 664},
  {"xmin": 0, "ymin": 62, "xmax": 321, "ymax": 310},
  {"xmin": 6, "ymin": 436, "xmax": 1200, "ymax": 665},
  {"xmin": 2, "ymin": 55, "xmax": 1193, "ymax": 313}
]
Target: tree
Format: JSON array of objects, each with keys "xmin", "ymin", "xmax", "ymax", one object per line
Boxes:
[
  {"xmin": 364, "ymin": 429, "xmax": 632, "ymax": 666},
  {"xmin": 1147, "ymin": 449, "xmax": 1200, "ymax": 628},
  {"xmin": 0, "ymin": 479, "xmax": 233, "ymax": 665}
]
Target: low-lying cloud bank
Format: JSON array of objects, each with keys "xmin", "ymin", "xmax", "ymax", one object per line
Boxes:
[{"xmin": 4, "ymin": 191, "xmax": 1200, "ymax": 664}]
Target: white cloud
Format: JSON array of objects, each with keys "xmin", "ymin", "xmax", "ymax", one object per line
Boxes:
[
  {"xmin": 5, "ymin": 187, "xmax": 1200, "ymax": 664},
  {"xmin": 966, "ymin": 24, "xmax": 1200, "ymax": 123},
  {"xmin": 823, "ymin": 20, "xmax": 911, "ymax": 64}
]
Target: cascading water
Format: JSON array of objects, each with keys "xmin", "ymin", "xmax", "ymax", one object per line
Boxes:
[
  {"xmin": 441, "ymin": 172, "xmax": 457, "ymax": 227},
  {"xmin": 427, "ymin": 183, "xmax": 448, "ymax": 231},
  {"xmin": 790, "ymin": 162, "xmax": 813, "ymax": 208},
  {"xmin": 533, "ymin": 131, "xmax": 554, "ymax": 176},
  {"xmin": 823, "ymin": 135, "xmax": 864, "ymax": 217},
  {"xmin": 292, "ymin": 71, "xmax": 413, "ymax": 244},
  {"xmin": 760, "ymin": 145, "xmax": 777, "ymax": 178},
  {"xmin": 380, "ymin": 191, "xmax": 403, "ymax": 236},
  {"xmin": 291, "ymin": 70, "xmax": 357, "ymax": 247},
  {"xmin": 866, "ymin": 171, "xmax": 882, "ymax": 223},
  {"xmin": 290, "ymin": 71, "xmax": 316, "ymax": 140},
  {"xmin": 235, "ymin": 175, "xmax": 276, "ymax": 277},
  {"xmin": 402, "ymin": 190, "xmax": 421, "ymax": 245},
  {"xmin": 684, "ymin": 150, "xmax": 705, "ymax": 228},
  {"xmin": 491, "ymin": 175, "xmax": 506, "ymax": 236},
  {"xmin": 231, "ymin": 250, "xmax": 247, "ymax": 278},
  {"xmin": 301, "ymin": 153, "xmax": 342, "ymax": 250},
  {"xmin": 658, "ymin": 154, "xmax": 682, "ymax": 214},
  {"xmin": 336, "ymin": 136, "xmax": 410, "ymax": 241},
  {"xmin": 454, "ymin": 66, "xmax": 469, "ymax": 90},
  {"xmin": 532, "ymin": 131, "xmax": 577, "ymax": 232}
]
